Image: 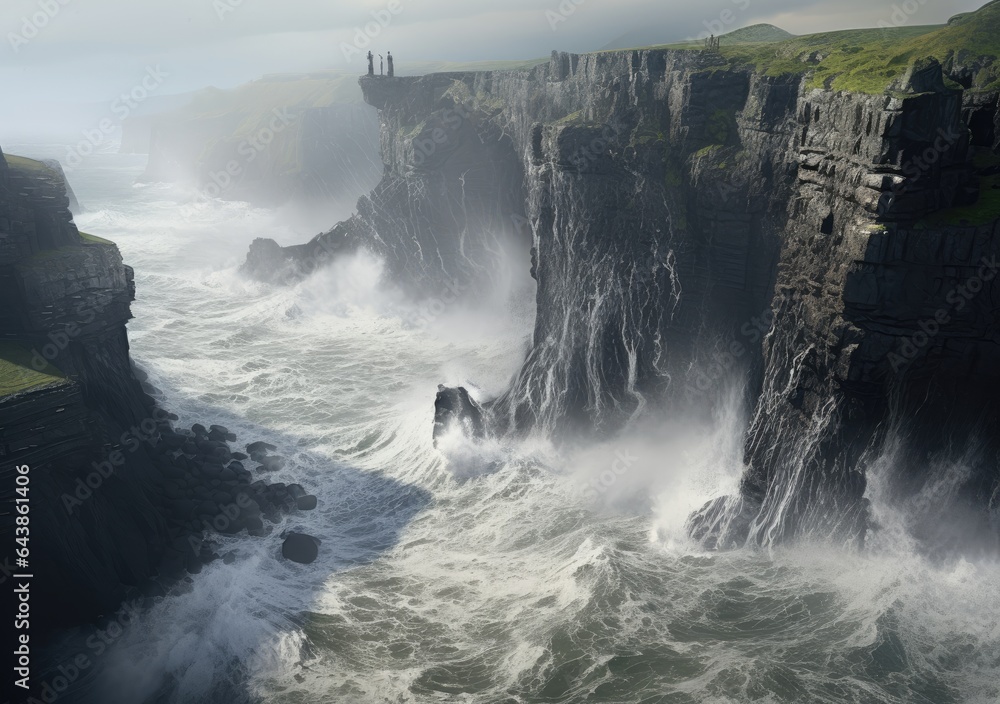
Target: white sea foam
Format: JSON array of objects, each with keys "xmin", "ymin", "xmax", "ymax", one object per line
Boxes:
[{"xmin": 21, "ymin": 148, "xmax": 999, "ymax": 704}]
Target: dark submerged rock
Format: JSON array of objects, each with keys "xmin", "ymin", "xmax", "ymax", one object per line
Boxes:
[{"xmin": 281, "ymin": 533, "xmax": 321, "ymax": 564}]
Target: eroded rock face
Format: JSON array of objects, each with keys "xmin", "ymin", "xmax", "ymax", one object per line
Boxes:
[
  {"xmin": 242, "ymin": 76, "xmax": 530, "ymax": 298},
  {"xmin": 0, "ymin": 148, "xmax": 320, "ymax": 636},
  {"xmin": 247, "ymin": 48, "xmax": 1000, "ymax": 548},
  {"xmin": 433, "ymin": 385, "xmax": 486, "ymax": 447}
]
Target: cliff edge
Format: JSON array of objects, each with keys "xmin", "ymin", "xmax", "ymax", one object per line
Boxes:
[{"xmin": 243, "ymin": 3, "xmax": 1000, "ymax": 550}]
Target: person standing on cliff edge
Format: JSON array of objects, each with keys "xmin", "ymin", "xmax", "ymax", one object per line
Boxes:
[
  {"xmin": 379, "ymin": 54, "xmax": 384, "ymax": 76},
  {"xmin": 387, "ymin": 51, "xmax": 394, "ymax": 78},
  {"xmin": 367, "ymin": 51, "xmax": 374, "ymax": 76}
]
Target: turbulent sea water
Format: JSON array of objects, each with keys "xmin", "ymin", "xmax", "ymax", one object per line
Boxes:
[{"xmin": 12, "ymin": 144, "xmax": 1000, "ymax": 704}]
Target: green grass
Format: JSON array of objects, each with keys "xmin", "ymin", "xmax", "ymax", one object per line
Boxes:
[
  {"xmin": 555, "ymin": 110, "xmax": 586, "ymax": 125},
  {"xmin": 923, "ymin": 174, "xmax": 1000, "ymax": 226},
  {"xmin": 721, "ymin": 24, "xmax": 795, "ymax": 44},
  {"xmin": 921, "ymin": 148, "xmax": 1000, "ymax": 226},
  {"xmin": 635, "ymin": 0, "xmax": 1000, "ymax": 94},
  {"xmin": 717, "ymin": 25, "xmax": 947, "ymax": 92},
  {"xmin": 0, "ymin": 343, "xmax": 66, "ymax": 398},
  {"xmin": 667, "ymin": 23, "xmax": 795, "ymax": 47},
  {"xmin": 4, "ymin": 154, "xmax": 58, "ymax": 177},
  {"xmin": 694, "ymin": 144, "xmax": 723, "ymax": 158},
  {"xmin": 79, "ymin": 231, "xmax": 114, "ymax": 245}
]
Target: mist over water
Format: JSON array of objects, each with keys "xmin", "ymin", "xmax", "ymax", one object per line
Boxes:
[{"xmin": 14, "ymin": 144, "xmax": 1000, "ymax": 704}]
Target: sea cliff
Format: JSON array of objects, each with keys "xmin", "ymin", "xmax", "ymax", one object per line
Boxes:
[{"xmin": 245, "ymin": 5, "xmax": 1000, "ymax": 549}]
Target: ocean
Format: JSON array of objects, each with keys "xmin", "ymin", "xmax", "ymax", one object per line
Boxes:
[{"xmin": 10, "ymin": 142, "xmax": 1000, "ymax": 704}]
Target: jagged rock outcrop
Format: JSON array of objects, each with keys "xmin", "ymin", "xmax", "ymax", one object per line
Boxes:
[
  {"xmin": 433, "ymin": 385, "xmax": 486, "ymax": 447},
  {"xmin": 244, "ymin": 75, "xmax": 530, "ymax": 294}
]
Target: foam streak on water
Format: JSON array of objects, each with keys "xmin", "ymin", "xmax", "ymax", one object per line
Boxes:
[{"xmin": 16, "ymin": 146, "xmax": 1000, "ymax": 704}]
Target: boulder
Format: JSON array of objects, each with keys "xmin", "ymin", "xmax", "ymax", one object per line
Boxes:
[
  {"xmin": 296, "ymin": 495, "xmax": 318, "ymax": 511},
  {"xmin": 247, "ymin": 441, "xmax": 278, "ymax": 455},
  {"xmin": 260, "ymin": 456, "xmax": 287, "ymax": 472},
  {"xmin": 433, "ymin": 385, "xmax": 486, "ymax": 446},
  {"xmin": 245, "ymin": 516, "xmax": 266, "ymax": 536},
  {"xmin": 281, "ymin": 533, "xmax": 320, "ymax": 564}
]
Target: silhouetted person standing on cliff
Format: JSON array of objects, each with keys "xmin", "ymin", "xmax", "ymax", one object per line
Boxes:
[
  {"xmin": 367, "ymin": 51, "xmax": 374, "ymax": 76},
  {"xmin": 379, "ymin": 54, "xmax": 384, "ymax": 76},
  {"xmin": 387, "ymin": 51, "xmax": 394, "ymax": 78}
]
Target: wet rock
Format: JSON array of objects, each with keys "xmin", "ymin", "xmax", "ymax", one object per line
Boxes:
[
  {"xmin": 433, "ymin": 385, "xmax": 486, "ymax": 446},
  {"xmin": 260, "ymin": 456, "xmax": 287, "ymax": 472},
  {"xmin": 296, "ymin": 495, "xmax": 318, "ymax": 511},
  {"xmin": 247, "ymin": 441, "xmax": 277, "ymax": 455},
  {"xmin": 281, "ymin": 533, "xmax": 320, "ymax": 564},
  {"xmin": 245, "ymin": 516, "xmax": 266, "ymax": 536}
]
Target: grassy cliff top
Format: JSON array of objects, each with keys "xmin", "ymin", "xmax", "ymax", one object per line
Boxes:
[
  {"xmin": 656, "ymin": 0, "xmax": 1000, "ymax": 94},
  {"xmin": 0, "ymin": 343, "xmax": 66, "ymax": 398},
  {"xmin": 668, "ymin": 23, "xmax": 795, "ymax": 47},
  {"xmin": 79, "ymin": 231, "xmax": 115, "ymax": 245},
  {"xmin": 175, "ymin": 59, "xmax": 549, "ymax": 122},
  {"xmin": 4, "ymin": 154, "xmax": 60, "ymax": 177}
]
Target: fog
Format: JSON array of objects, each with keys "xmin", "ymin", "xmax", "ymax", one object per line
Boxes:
[{"xmin": 1, "ymin": 0, "xmax": 983, "ymax": 138}]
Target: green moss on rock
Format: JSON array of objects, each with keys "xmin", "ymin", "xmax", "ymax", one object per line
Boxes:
[
  {"xmin": 79, "ymin": 231, "xmax": 114, "ymax": 245},
  {"xmin": 0, "ymin": 343, "xmax": 66, "ymax": 398}
]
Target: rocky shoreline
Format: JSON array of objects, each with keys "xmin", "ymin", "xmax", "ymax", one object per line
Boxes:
[{"xmin": 0, "ymin": 147, "xmax": 323, "ymax": 653}]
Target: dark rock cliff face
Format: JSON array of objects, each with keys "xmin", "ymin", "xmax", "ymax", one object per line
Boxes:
[
  {"xmin": 249, "ymin": 51, "xmax": 1000, "ymax": 549},
  {"xmin": 0, "ymin": 149, "xmax": 317, "ymax": 646},
  {"xmin": 244, "ymin": 75, "xmax": 530, "ymax": 293},
  {"xmin": 1, "ymin": 147, "xmax": 172, "ymax": 627}
]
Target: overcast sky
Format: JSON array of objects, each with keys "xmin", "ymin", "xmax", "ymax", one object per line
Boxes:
[{"xmin": 0, "ymin": 0, "xmax": 986, "ymax": 134}]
